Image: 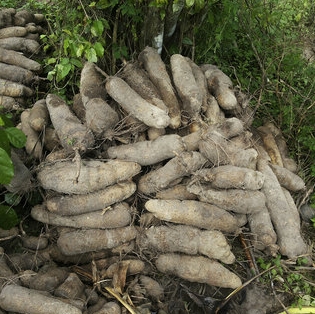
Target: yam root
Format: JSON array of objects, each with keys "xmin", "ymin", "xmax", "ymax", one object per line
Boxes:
[
  {"xmin": 0, "ymin": 26, "xmax": 27, "ymax": 39},
  {"xmin": 145, "ymin": 199, "xmax": 240, "ymax": 233},
  {"xmin": 188, "ymin": 184, "xmax": 266, "ymax": 214},
  {"xmin": 155, "ymin": 184, "xmax": 198, "ymax": 200},
  {"xmin": 0, "ymin": 285, "xmax": 82, "ymax": 314},
  {"xmin": 138, "ymin": 224, "xmax": 235, "ymax": 264},
  {"xmin": 0, "ymin": 78, "xmax": 33, "ymax": 97},
  {"xmin": 80, "ymin": 61, "xmax": 107, "ymax": 104},
  {"xmin": 84, "ymin": 98, "xmax": 119, "ymax": 136},
  {"xmin": 31, "ymin": 203, "xmax": 132, "ymax": 229},
  {"xmin": 0, "ymin": 95, "xmax": 23, "ymax": 111},
  {"xmin": 120, "ymin": 61, "xmax": 168, "ymax": 112},
  {"xmin": 20, "ymin": 109, "xmax": 43, "ymax": 159},
  {"xmin": 107, "ymin": 134, "xmax": 186, "ymax": 166},
  {"xmin": 46, "ymin": 93, "xmax": 95, "ymax": 153},
  {"xmin": 29, "ymin": 99, "xmax": 49, "ymax": 132},
  {"xmin": 138, "ymin": 46, "xmax": 181, "ymax": 128},
  {"xmin": 257, "ymin": 158, "xmax": 308, "ymax": 258},
  {"xmin": 0, "ymin": 37, "xmax": 40, "ymax": 54},
  {"xmin": 170, "ymin": 54, "xmax": 202, "ymax": 116},
  {"xmin": 192, "ymin": 165, "xmax": 264, "ymax": 190},
  {"xmin": 46, "ymin": 183, "xmax": 136, "ymax": 215},
  {"xmin": 155, "ymin": 253, "xmax": 242, "ymax": 289},
  {"xmin": 270, "ymin": 163, "xmax": 305, "ymax": 192},
  {"xmin": 105, "ymin": 76, "xmax": 170, "ymax": 129},
  {"xmin": 37, "ymin": 159, "xmax": 141, "ymax": 194},
  {"xmin": 57, "ymin": 226, "xmax": 138, "ymax": 255},
  {"xmin": 138, "ymin": 151, "xmax": 208, "ymax": 195},
  {"xmin": 203, "ymin": 65, "xmax": 238, "ymax": 110}
]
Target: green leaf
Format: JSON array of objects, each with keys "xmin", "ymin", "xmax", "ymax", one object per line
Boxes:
[
  {"xmin": 70, "ymin": 58, "xmax": 83, "ymax": 68},
  {"xmin": 85, "ymin": 48, "xmax": 97, "ymax": 63},
  {"xmin": 5, "ymin": 127, "xmax": 26, "ymax": 148},
  {"xmin": 94, "ymin": 42, "xmax": 104, "ymax": 57},
  {"xmin": 76, "ymin": 44, "xmax": 85, "ymax": 58},
  {"xmin": 186, "ymin": 0, "xmax": 195, "ymax": 8},
  {"xmin": 5, "ymin": 193, "xmax": 22, "ymax": 206},
  {"xmin": 0, "ymin": 147, "xmax": 14, "ymax": 184},
  {"xmin": 0, "ymin": 205, "xmax": 19, "ymax": 230},
  {"xmin": 56, "ymin": 62, "xmax": 72, "ymax": 82},
  {"xmin": 91, "ymin": 20, "xmax": 104, "ymax": 37},
  {"xmin": 0, "ymin": 129, "xmax": 10, "ymax": 155}
]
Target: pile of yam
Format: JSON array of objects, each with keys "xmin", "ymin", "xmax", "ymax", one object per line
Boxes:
[
  {"xmin": 0, "ymin": 44, "xmax": 311, "ymax": 314},
  {"xmin": 0, "ymin": 8, "xmax": 45, "ymax": 112}
]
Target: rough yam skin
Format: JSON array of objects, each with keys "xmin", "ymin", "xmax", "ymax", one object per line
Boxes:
[
  {"xmin": 145, "ymin": 199, "xmax": 240, "ymax": 233},
  {"xmin": 37, "ymin": 159, "xmax": 141, "ymax": 194},
  {"xmin": 105, "ymin": 76, "xmax": 170, "ymax": 129},
  {"xmin": 57, "ymin": 226, "xmax": 138, "ymax": 255},
  {"xmin": 46, "ymin": 182, "xmax": 136, "ymax": 215},
  {"xmin": 0, "ymin": 285, "xmax": 82, "ymax": 314},
  {"xmin": 139, "ymin": 225, "xmax": 235, "ymax": 264},
  {"xmin": 155, "ymin": 254, "xmax": 242, "ymax": 289},
  {"xmin": 46, "ymin": 93, "xmax": 95, "ymax": 153}
]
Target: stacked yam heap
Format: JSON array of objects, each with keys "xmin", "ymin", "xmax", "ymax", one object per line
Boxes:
[
  {"xmin": 0, "ymin": 46, "xmax": 310, "ymax": 314},
  {"xmin": 0, "ymin": 8, "xmax": 44, "ymax": 111}
]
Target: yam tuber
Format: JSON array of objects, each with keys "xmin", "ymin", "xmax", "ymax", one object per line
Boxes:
[
  {"xmin": 145, "ymin": 199, "xmax": 240, "ymax": 233},
  {"xmin": 0, "ymin": 26, "xmax": 27, "ymax": 39},
  {"xmin": 31, "ymin": 203, "xmax": 132, "ymax": 229},
  {"xmin": 46, "ymin": 183, "xmax": 136, "ymax": 215},
  {"xmin": 107, "ymin": 134, "xmax": 186, "ymax": 166},
  {"xmin": 155, "ymin": 253, "xmax": 242, "ymax": 289},
  {"xmin": 29, "ymin": 99, "xmax": 49, "ymax": 132},
  {"xmin": 0, "ymin": 47, "xmax": 41, "ymax": 71},
  {"xmin": 0, "ymin": 285, "xmax": 82, "ymax": 314},
  {"xmin": 57, "ymin": 226, "xmax": 138, "ymax": 255},
  {"xmin": 139, "ymin": 224, "xmax": 235, "ymax": 264},
  {"xmin": 105, "ymin": 76, "xmax": 170, "ymax": 129},
  {"xmin": 138, "ymin": 46, "xmax": 181, "ymax": 128},
  {"xmin": 188, "ymin": 184, "xmax": 266, "ymax": 214},
  {"xmin": 46, "ymin": 93, "xmax": 95, "ymax": 153},
  {"xmin": 37, "ymin": 159, "xmax": 141, "ymax": 194},
  {"xmin": 138, "ymin": 151, "xmax": 208, "ymax": 195},
  {"xmin": 192, "ymin": 165, "xmax": 264, "ymax": 190},
  {"xmin": 170, "ymin": 54, "xmax": 202, "ymax": 116},
  {"xmin": 0, "ymin": 37, "xmax": 40, "ymax": 54},
  {"xmin": 0, "ymin": 78, "xmax": 33, "ymax": 97}
]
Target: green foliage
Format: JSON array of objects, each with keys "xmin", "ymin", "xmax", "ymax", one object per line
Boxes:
[
  {"xmin": 0, "ymin": 114, "xmax": 26, "ymax": 185},
  {"xmin": 258, "ymin": 255, "xmax": 315, "ymax": 307},
  {"xmin": 0, "ymin": 205, "xmax": 19, "ymax": 230}
]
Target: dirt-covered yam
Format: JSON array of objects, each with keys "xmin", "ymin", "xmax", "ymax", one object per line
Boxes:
[
  {"xmin": 170, "ymin": 54, "xmax": 202, "ymax": 116},
  {"xmin": 0, "ymin": 78, "xmax": 33, "ymax": 97},
  {"xmin": 106, "ymin": 76, "xmax": 170, "ymax": 129},
  {"xmin": 139, "ymin": 224, "xmax": 235, "ymax": 264},
  {"xmin": 145, "ymin": 199, "xmax": 240, "ymax": 233},
  {"xmin": 138, "ymin": 46, "xmax": 181, "ymax": 128},
  {"xmin": 29, "ymin": 99, "xmax": 49, "ymax": 132},
  {"xmin": 0, "ymin": 37, "xmax": 40, "ymax": 54},
  {"xmin": 46, "ymin": 93, "xmax": 95, "ymax": 153},
  {"xmin": 37, "ymin": 159, "xmax": 141, "ymax": 194},
  {"xmin": 57, "ymin": 226, "xmax": 138, "ymax": 255},
  {"xmin": 155, "ymin": 254, "xmax": 242, "ymax": 289},
  {"xmin": 46, "ymin": 183, "xmax": 136, "ymax": 215}
]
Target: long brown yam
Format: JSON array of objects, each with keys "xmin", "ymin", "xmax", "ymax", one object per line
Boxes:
[
  {"xmin": 155, "ymin": 253, "xmax": 242, "ymax": 289},
  {"xmin": 80, "ymin": 61, "xmax": 107, "ymax": 104},
  {"xmin": 46, "ymin": 181, "xmax": 136, "ymax": 215},
  {"xmin": 0, "ymin": 78, "xmax": 33, "ymax": 97},
  {"xmin": 0, "ymin": 285, "xmax": 82, "ymax": 314},
  {"xmin": 0, "ymin": 62, "xmax": 35, "ymax": 86},
  {"xmin": 57, "ymin": 226, "xmax": 138, "ymax": 255},
  {"xmin": 120, "ymin": 62, "xmax": 168, "ymax": 111},
  {"xmin": 0, "ymin": 26, "xmax": 27, "ymax": 39},
  {"xmin": 138, "ymin": 46, "xmax": 181, "ymax": 128},
  {"xmin": 107, "ymin": 134, "xmax": 186, "ymax": 166},
  {"xmin": 145, "ymin": 199, "xmax": 240, "ymax": 233},
  {"xmin": 105, "ymin": 76, "xmax": 170, "ymax": 129},
  {"xmin": 31, "ymin": 203, "xmax": 132, "ymax": 229},
  {"xmin": 0, "ymin": 47, "xmax": 41, "ymax": 71},
  {"xmin": 138, "ymin": 151, "xmax": 208, "ymax": 195},
  {"xmin": 29, "ymin": 99, "xmax": 49, "ymax": 132},
  {"xmin": 37, "ymin": 159, "xmax": 141, "ymax": 194},
  {"xmin": 170, "ymin": 54, "xmax": 202, "ymax": 116},
  {"xmin": 257, "ymin": 158, "xmax": 308, "ymax": 258},
  {"xmin": 0, "ymin": 37, "xmax": 40, "ymax": 54},
  {"xmin": 188, "ymin": 184, "xmax": 266, "ymax": 214},
  {"xmin": 139, "ymin": 224, "xmax": 235, "ymax": 264},
  {"xmin": 46, "ymin": 93, "xmax": 95, "ymax": 153}
]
